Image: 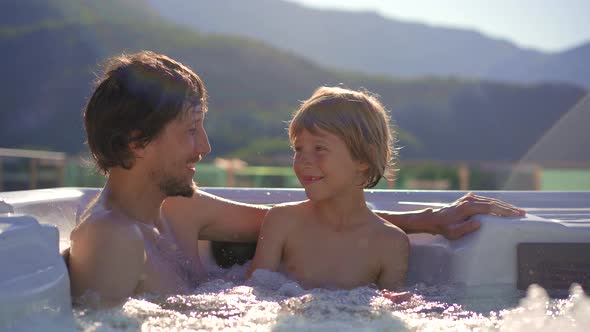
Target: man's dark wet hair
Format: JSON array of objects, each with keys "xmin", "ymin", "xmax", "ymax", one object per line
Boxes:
[{"xmin": 83, "ymin": 51, "xmax": 207, "ymax": 174}]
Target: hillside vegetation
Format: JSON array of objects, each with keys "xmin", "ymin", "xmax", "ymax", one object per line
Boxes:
[{"xmin": 0, "ymin": 0, "xmax": 587, "ymax": 164}]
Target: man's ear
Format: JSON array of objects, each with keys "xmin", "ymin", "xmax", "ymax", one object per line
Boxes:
[{"xmin": 128, "ymin": 130, "xmax": 146, "ymax": 158}]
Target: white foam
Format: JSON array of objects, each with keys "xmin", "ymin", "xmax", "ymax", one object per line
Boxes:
[
  {"xmin": 495, "ymin": 284, "xmax": 590, "ymax": 332},
  {"xmin": 62, "ymin": 266, "xmax": 590, "ymax": 331}
]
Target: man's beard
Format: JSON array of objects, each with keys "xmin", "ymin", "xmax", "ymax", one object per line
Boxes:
[{"xmin": 158, "ymin": 174, "xmax": 196, "ymax": 198}]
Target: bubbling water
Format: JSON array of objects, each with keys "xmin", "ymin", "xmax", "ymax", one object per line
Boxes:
[
  {"xmin": 69, "ymin": 264, "xmax": 590, "ymax": 332},
  {"xmin": 6, "ymin": 205, "xmax": 590, "ymax": 331}
]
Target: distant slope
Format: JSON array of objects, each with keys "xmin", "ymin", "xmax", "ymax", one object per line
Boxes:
[
  {"xmin": 0, "ymin": 0, "xmax": 157, "ymax": 26},
  {"xmin": 0, "ymin": 0, "xmax": 587, "ymax": 164},
  {"xmin": 0, "ymin": 0, "xmax": 332, "ymax": 154},
  {"xmin": 489, "ymin": 42, "xmax": 590, "ymax": 87},
  {"xmin": 147, "ymin": 0, "xmax": 590, "ymax": 87}
]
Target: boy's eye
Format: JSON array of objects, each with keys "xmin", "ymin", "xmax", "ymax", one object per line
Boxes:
[
  {"xmin": 293, "ymin": 146, "xmax": 302, "ymax": 152},
  {"xmin": 189, "ymin": 128, "xmax": 197, "ymax": 135},
  {"xmin": 315, "ymin": 145, "xmax": 326, "ymax": 151}
]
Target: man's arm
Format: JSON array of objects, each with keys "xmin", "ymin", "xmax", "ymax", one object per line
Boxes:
[
  {"xmin": 164, "ymin": 191, "xmax": 525, "ymax": 243},
  {"xmin": 163, "ymin": 190, "xmax": 269, "ymax": 243},
  {"xmin": 69, "ymin": 216, "xmax": 145, "ymax": 306},
  {"xmin": 246, "ymin": 207, "xmax": 290, "ymax": 278},
  {"xmin": 375, "ymin": 193, "xmax": 525, "ymax": 240}
]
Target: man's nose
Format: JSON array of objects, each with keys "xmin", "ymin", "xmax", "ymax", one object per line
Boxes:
[{"xmin": 195, "ymin": 130, "xmax": 211, "ymax": 155}]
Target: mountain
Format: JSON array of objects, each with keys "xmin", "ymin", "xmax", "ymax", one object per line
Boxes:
[
  {"xmin": 0, "ymin": 0, "xmax": 587, "ymax": 165},
  {"xmin": 489, "ymin": 42, "xmax": 590, "ymax": 87},
  {"xmin": 147, "ymin": 0, "xmax": 590, "ymax": 87},
  {"xmin": 0, "ymin": 0, "xmax": 331, "ymax": 154}
]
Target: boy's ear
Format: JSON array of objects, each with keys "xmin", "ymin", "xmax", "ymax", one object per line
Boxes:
[
  {"xmin": 357, "ymin": 143, "xmax": 377, "ymax": 172},
  {"xmin": 355, "ymin": 161, "xmax": 371, "ymax": 188},
  {"xmin": 357, "ymin": 160, "xmax": 370, "ymax": 172}
]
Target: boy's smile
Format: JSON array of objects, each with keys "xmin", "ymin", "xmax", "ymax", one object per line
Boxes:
[{"xmin": 300, "ymin": 175, "xmax": 324, "ymax": 186}]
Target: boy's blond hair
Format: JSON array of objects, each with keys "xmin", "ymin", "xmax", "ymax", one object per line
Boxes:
[{"xmin": 289, "ymin": 86, "xmax": 396, "ymax": 188}]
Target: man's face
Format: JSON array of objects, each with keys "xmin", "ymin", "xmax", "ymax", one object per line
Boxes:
[{"xmin": 147, "ymin": 103, "xmax": 210, "ymax": 197}]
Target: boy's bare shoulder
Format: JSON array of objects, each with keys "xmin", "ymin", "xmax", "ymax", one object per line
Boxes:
[
  {"xmin": 267, "ymin": 201, "xmax": 309, "ymax": 219},
  {"xmin": 262, "ymin": 200, "xmax": 309, "ymax": 228},
  {"xmin": 369, "ymin": 215, "xmax": 409, "ymax": 244}
]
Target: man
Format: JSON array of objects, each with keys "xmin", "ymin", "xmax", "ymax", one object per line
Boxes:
[{"xmin": 69, "ymin": 51, "xmax": 524, "ymax": 306}]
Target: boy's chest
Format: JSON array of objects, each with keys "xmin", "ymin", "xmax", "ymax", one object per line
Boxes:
[{"xmin": 282, "ymin": 229, "xmax": 381, "ymax": 289}]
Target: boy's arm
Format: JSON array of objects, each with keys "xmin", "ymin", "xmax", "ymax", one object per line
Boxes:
[
  {"xmin": 377, "ymin": 229, "xmax": 410, "ymax": 291},
  {"xmin": 375, "ymin": 193, "xmax": 525, "ymax": 240},
  {"xmin": 246, "ymin": 207, "xmax": 290, "ymax": 278},
  {"xmin": 69, "ymin": 216, "xmax": 145, "ymax": 306}
]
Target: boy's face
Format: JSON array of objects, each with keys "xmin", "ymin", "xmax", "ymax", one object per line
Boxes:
[
  {"xmin": 143, "ymin": 103, "xmax": 210, "ymax": 197},
  {"xmin": 292, "ymin": 128, "xmax": 368, "ymax": 201}
]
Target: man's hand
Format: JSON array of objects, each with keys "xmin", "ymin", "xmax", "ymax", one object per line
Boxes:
[{"xmin": 428, "ymin": 193, "xmax": 525, "ymax": 240}]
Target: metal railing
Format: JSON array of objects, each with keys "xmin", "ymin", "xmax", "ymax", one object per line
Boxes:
[{"xmin": 0, "ymin": 148, "xmax": 66, "ymax": 191}]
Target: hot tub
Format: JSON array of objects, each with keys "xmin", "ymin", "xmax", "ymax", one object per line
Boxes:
[{"xmin": 1, "ymin": 187, "xmax": 589, "ymax": 330}]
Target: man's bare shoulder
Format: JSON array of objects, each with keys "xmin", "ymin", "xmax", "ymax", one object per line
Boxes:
[
  {"xmin": 72, "ymin": 206, "xmax": 144, "ymax": 251},
  {"xmin": 69, "ymin": 201, "xmax": 147, "ymax": 300},
  {"xmin": 162, "ymin": 189, "xmax": 248, "ymax": 224},
  {"xmin": 163, "ymin": 189, "xmax": 248, "ymax": 210},
  {"xmin": 163, "ymin": 189, "xmax": 210, "ymax": 210}
]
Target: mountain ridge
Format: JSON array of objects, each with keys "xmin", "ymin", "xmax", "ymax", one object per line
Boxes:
[{"xmin": 147, "ymin": 0, "xmax": 590, "ymax": 87}]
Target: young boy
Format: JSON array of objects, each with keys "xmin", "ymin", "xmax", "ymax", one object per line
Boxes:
[{"xmin": 247, "ymin": 86, "xmax": 410, "ymax": 296}]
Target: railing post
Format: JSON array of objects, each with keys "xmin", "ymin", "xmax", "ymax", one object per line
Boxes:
[
  {"xmin": 57, "ymin": 159, "xmax": 66, "ymax": 187},
  {"xmin": 534, "ymin": 164, "xmax": 542, "ymax": 191},
  {"xmin": 458, "ymin": 163, "xmax": 470, "ymax": 191},
  {"xmin": 29, "ymin": 158, "xmax": 38, "ymax": 189}
]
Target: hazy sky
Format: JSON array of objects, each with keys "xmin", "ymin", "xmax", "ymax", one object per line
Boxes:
[{"xmin": 286, "ymin": 0, "xmax": 590, "ymax": 52}]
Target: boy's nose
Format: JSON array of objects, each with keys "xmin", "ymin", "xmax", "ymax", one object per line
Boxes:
[{"xmin": 297, "ymin": 152, "xmax": 314, "ymax": 166}]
